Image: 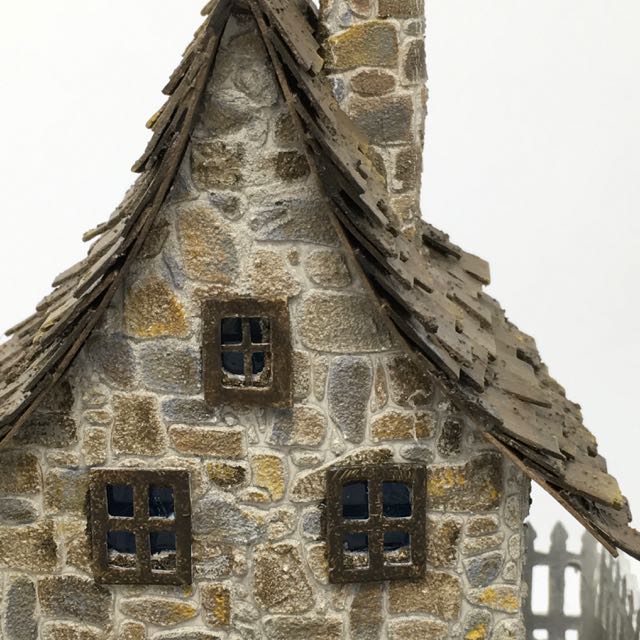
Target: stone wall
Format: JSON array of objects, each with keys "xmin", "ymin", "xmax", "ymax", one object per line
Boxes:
[
  {"xmin": 0, "ymin": 10, "xmax": 529, "ymax": 640},
  {"xmin": 320, "ymin": 0, "xmax": 428, "ymax": 237}
]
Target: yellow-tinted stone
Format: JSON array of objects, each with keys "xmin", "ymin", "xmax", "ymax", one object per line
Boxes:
[
  {"xmin": 467, "ymin": 586, "xmax": 520, "ymax": 613},
  {"xmin": 119, "ymin": 597, "xmax": 198, "ymax": 626},
  {"xmin": 124, "ymin": 277, "xmax": 187, "ymax": 338},
  {"xmin": 112, "ymin": 394, "xmax": 166, "ymax": 456},
  {"xmin": 250, "ymin": 250, "xmax": 301, "ymax": 298},
  {"xmin": 118, "ymin": 621, "xmax": 146, "ymax": 640},
  {"xmin": 0, "ymin": 521, "xmax": 57, "ymax": 573},
  {"xmin": 206, "ymin": 462, "xmax": 247, "ymax": 488},
  {"xmin": 169, "ymin": 425, "xmax": 245, "ymax": 458},
  {"xmin": 326, "ymin": 21, "xmax": 398, "ymax": 70},
  {"xmin": 42, "ymin": 622, "xmax": 103, "ymax": 640},
  {"xmin": 371, "ymin": 410, "xmax": 434, "ymax": 441},
  {"xmin": 388, "ymin": 571, "xmax": 461, "ymax": 620},
  {"xmin": 389, "ymin": 619, "xmax": 448, "ymax": 640},
  {"xmin": 82, "ymin": 427, "xmax": 108, "ymax": 466},
  {"xmin": 201, "ymin": 583, "xmax": 231, "ymax": 627},
  {"xmin": 251, "ymin": 454, "xmax": 286, "ymax": 501}
]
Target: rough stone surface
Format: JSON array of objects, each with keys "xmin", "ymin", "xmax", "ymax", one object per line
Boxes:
[
  {"xmin": 124, "ymin": 277, "xmax": 188, "ymax": 338},
  {"xmin": 206, "ymin": 462, "xmax": 248, "ymax": 488},
  {"xmin": 16, "ymin": 411, "xmax": 77, "ymax": 448},
  {"xmin": 388, "ymin": 571, "xmax": 462, "ymax": 620},
  {"xmin": 169, "ymin": 425, "xmax": 245, "ymax": 458},
  {"xmin": 270, "ymin": 406, "xmax": 327, "ymax": 447},
  {"xmin": 140, "ymin": 343, "xmax": 201, "ymax": 395},
  {"xmin": 193, "ymin": 493, "xmax": 265, "ymax": 543},
  {"xmin": 438, "ymin": 417, "xmax": 463, "ymax": 458},
  {"xmin": 299, "ymin": 292, "xmax": 392, "ymax": 352},
  {"xmin": 82, "ymin": 427, "xmax": 108, "ymax": 466},
  {"xmin": 463, "ymin": 610, "xmax": 492, "ymax": 640},
  {"xmin": 112, "ymin": 393, "xmax": 166, "ymax": 455},
  {"xmin": 427, "ymin": 454, "xmax": 503, "ymax": 512},
  {"xmin": 201, "ymin": 583, "xmax": 231, "ymax": 628},
  {"xmin": 4, "ymin": 576, "xmax": 38, "ymax": 640},
  {"xmin": 402, "ymin": 39, "xmax": 427, "ymax": 83},
  {"xmin": 349, "ymin": 95, "xmax": 413, "ymax": 144},
  {"xmin": 351, "ymin": 69, "xmax": 396, "ymax": 96},
  {"xmin": 119, "ymin": 597, "xmax": 198, "ymax": 627},
  {"xmin": 371, "ymin": 410, "xmax": 434, "ymax": 441},
  {"xmin": 41, "ymin": 622, "xmax": 103, "ymax": 640},
  {"xmin": 493, "ymin": 619, "xmax": 526, "ymax": 640},
  {"xmin": 262, "ymin": 616, "xmax": 343, "ymax": 640},
  {"xmin": 0, "ymin": 521, "xmax": 57, "ymax": 572},
  {"xmin": 87, "ymin": 334, "xmax": 137, "ymax": 389},
  {"xmin": 254, "ymin": 543, "xmax": 314, "ymax": 613},
  {"xmin": 388, "ymin": 619, "xmax": 449, "ymax": 640},
  {"xmin": 328, "ymin": 356, "xmax": 372, "ymax": 442},
  {"xmin": 378, "ymin": 0, "xmax": 424, "ymax": 18},
  {"xmin": 427, "ymin": 517, "xmax": 462, "ymax": 568},
  {"xmin": 38, "ymin": 576, "xmax": 112, "ymax": 626},
  {"xmin": 305, "ymin": 251, "xmax": 351, "ymax": 288},
  {"xmin": 467, "ymin": 586, "xmax": 521, "ymax": 613},
  {"xmin": 251, "ymin": 454, "xmax": 286, "ymax": 501},
  {"xmin": 0, "ymin": 497, "xmax": 38, "ymax": 524},
  {"xmin": 326, "ymin": 21, "xmax": 398, "ymax": 70},
  {"xmin": 349, "ymin": 583, "xmax": 384, "ymax": 639},
  {"xmin": 44, "ymin": 468, "xmax": 88, "ymax": 514},
  {"xmin": 465, "ymin": 552, "xmax": 504, "ymax": 588},
  {"xmin": 0, "ymin": 451, "xmax": 41, "ymax": 495},
  {"xmin": 467, "ymin": 515, "xmax": 500, "ymax": 537},
  {"xmin": 386, "ymin": 353, "xmax": 433, "ymax": 406}
]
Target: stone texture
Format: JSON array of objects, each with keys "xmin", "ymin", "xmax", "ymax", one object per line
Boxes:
[
  {"xmin": 467, "ymin": 586, "xmax": 520, "ymax": 613},
  {"xmin": 395, "ymin": 145, "xmax": 422, "ymax": 192},
  {"xmin": 250, "ymin": 250, "xmax": 301, "ymax": 298},
  {"xmin": 462, "ymin": 533, "xmax": 505, "ymax": 557},
  {"xmin": 351, "ymin": 70, "xmax": 396, "ymax": 96},
  {"xmin": 0, "ymin": 521, "xmax": 57, "ymax": 573},
  {"xmin": 254, "ymin": 543, "xmax": 314, "ymax": 613},
  {"xmin": 349, "ymin": 95, "xmax": 413, "ymax": 144},
  {"xmin": 59, "ymin": 519, "xmax": 91, "ymax": 572},
  {"xmin": 118, "ymin": 622, "xmax": 146, "ymax": 640},
  {"xmin": 371, "ymin": 410, "xmax": 434, "ymax": 441},
  {"xmin": 38, "ymin": 576, "xmax": 112, "ymax": 626},
  {"xmin": 119, "ymin": 597, "xmax": 198, "ymax": 627},
  {"xmin": 291, "ymin": 447, "xmax": 393, "ymax": 502},
  {"xmin": 140, "ymin": 343, "xmax": 201, "ymax": 395},
  {"xmin": 206, "ymin": 462, "xmax": 248, "ymax": 488},
  {"xmin": 251, "ymin": 454, "xmax": 286, "ymax": 501},
  {"xmin": 328, "ymin": 356, "xmax": 372, "ymax": 442},
  {"xmin": 388, "ymin": 571, "xmax": 462, "ymax": 620},
  {"xmin": 387, "ymin": 353, "xmax": 433, "ymax": 406},
  {"xmin": 493, "ymin": 619, "xmax": 526, "ymax": 640},
  {"xmin": 349, "ymin": 583, "xmax": 384, "ymax": 639},
  {"xmin": 177, "ymin": 205, "xmax": 239, "ymax": 284},
  {"xmin": 82, "ymin": 427, "xmax": 108, "ymax": 466},
  {"xmin": 388, "ymin": 619, "xmax": 449, "ymax": 640},
  {"xmin": 427, "ymin": 517, "xmax": 462, "ymax": 568},
  {"xmin": 0, "ymin": 451, "xmax": 41, "ymax": 495},
  {"xmin": 463, "ymin": 610, "xmax": 492, "ymax": 640},
  {"xmin": 299, "ymin": 292, "xmax": 392, "ymax": 352},
  {"xmin": 152, "ymin": 631, "xmax": 221, "ymax": 640},
  {"xmin": 193, "ymin": 493, "xmax": 265, "ymax": 543},
  {"xmin": 0, "ymin": 497, "xmax": 38, "ymax": 524},
  {"xmin": 42, "ymin": 623, "xmax": 103, "ymax": 640},
  {"xmin": 270, "ymin": 406, "xmax": 327, "ymax": 447},
  {"xmin": 16, "ymin": 411, "xmax": 77, "ymax": 448},
  {"xmin": 87, "ymin": 334, "xmax": 137, "ymax": 389},
  {"xmin": 112, "ymin": 394, "xmax": 166, "ymax": 455},
  {"xmin": 326, "ymin": 21, "xmax": 398, "ymax": 70},
  {"xmin": 467, "ymin": 515, "xmax": 500, "ymax": 537},
  {"xmin": 262, "ymin": 616, "xmax": 343, "ymax": 640},
  {"xmin": 438, "ymin": 417, "xmax": 463, "ymax": 457},
  {"xmin": 465, "ymin": 552, "xmax": 504, "ymax": 588},
  {"xmin": 4, "ymin": 576, "xmax": 37, "ymax": 640},
  {"xmin": 201, "ymin": 583, "xmax": 231, "ymax": 628},
  {"xmin": 378, "ymin": 0, "xmax": 423, "ymax": 17},
  {"xmin": 192, "ymin": 140, "xmax": 244, "ymax": 190},
  {"xmin": 292, "ymin": 350, "xmax": 311, "ymax": 401},
  {"xmin": 400, "ymin": 445, "xmax": 435, "ymax": 464},
  {"xmin": 44, "ymin": 468, "xmax": 89, "ymax": 514},
  {"xmin": 169, "ymin": 425, "xmax": 245, "ymax": 458},
  {"xmin": 274, "ymin": 151, "xmax": 310, "ymax": 180},
  {"xmin": 162, "ymin": 398, "xmax": 216, "ymax": 424},
  {"xmin": 427, "ymin": 454, "xmax": 503, "ymax": 512},
  {"xmin": 305, "ymin": 251, "xmax": 351, "ymax": 288},
  {"xmin": 124, "ymin": 277, "xmax": 188, "ymax": 338},
  {"xmin": 402, "ymin": 39, "xmax": 427, "ymax": 83}
]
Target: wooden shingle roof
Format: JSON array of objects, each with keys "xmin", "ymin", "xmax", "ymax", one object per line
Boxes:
[{"xmin": 1, "ymin": 0, "xmax": 639, "ymax": 560}]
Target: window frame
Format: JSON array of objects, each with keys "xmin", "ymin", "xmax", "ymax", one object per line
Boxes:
[
  {"xmin": 326, "ymin": 464, "xmax": 427, "ymax": 583},
  {"xmin": 202, "ymin": 298, "xmax": 292, "ymax": 408},
  {"xmin": 89, "ymin": 469, "xmax": 192, "ymax": 585}
]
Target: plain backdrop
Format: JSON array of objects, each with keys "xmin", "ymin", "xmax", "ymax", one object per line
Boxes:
[{"xmin": 0, "ymin": 0, "xmax": 638, "ymax": 584}]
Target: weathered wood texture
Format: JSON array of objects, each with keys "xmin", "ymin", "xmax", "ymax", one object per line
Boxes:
[
  {"xmin": 525, "ymin": 523, "xmax": 640, "ymax": 639},
  {"xmin": 0, "ymin": 0, "xmax": 638, "ymax": 559}
]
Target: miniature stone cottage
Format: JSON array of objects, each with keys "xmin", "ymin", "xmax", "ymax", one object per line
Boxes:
[{"xmin": 0, "ymin": 0, "xmax": 638, "ymax": 639}]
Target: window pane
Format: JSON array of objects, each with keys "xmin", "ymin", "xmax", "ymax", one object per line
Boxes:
[
  {"xmin": 344, "ymin": 533, "xmax": 369, "ymax": 570},
  {"xmin": 383, "ymin": 482, "xmax": 412, "ymax": 518},
  {"xmin": 107, "ymin": 531, "xmax": 137, "ymax": 569},
  {"xmin": 252, "ymin": 352, "xmax": 266, "ymax": 375},
  {"xmin": 342, "ymin": 482, "xmax": 369, "ymax": 520},
  {"xmin": 107, "ymin": 484, "xmax": 134, "ymax": 517},
  {"xmin": 221, "ymin": 317, "xmax": 243, "ymax": 344},
  {"xmin": 249, "ymin": 317, "xmax": 269, "ymax": 343},
  {"xmin": 222, "ymin": 351, "xmax": 244, "ymax": 375},
  {"xmin": 150, "ymin": 531, "xmax": 177, "ymax": 572},
  {"xmin": 384, "ymin": 532, "xmax": 412, "ymax": 565},
  {"xmin": 149, "ymin": 486, "xmax": 175, "ymax": 518}
]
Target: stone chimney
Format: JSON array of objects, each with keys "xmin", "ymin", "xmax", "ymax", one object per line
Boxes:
[{"xmin": 320, "ymin": 0, "xmax": 427, "ymax": 237}]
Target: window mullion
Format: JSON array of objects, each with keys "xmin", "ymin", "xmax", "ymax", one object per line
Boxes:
[{"xmin": 134, "ymin": 481, "xmax": 151, "ymax": 579}]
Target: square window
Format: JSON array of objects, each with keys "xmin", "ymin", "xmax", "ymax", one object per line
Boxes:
[
  {"xmin": 107, "ymin": 484, "xmax": 134, "ymax": 517},
  {"xmin": 326, "ymin": 464, "xmax": 427, "ymax": 583},
  {"xmin": 203, "ymin": 299, "xmax": 292, "ymax": 408},
  {"xmin": 90, "ymin": 469, "xmax": 191, "ymax": 585}
]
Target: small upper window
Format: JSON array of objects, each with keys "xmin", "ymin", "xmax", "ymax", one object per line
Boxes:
[
  {"xmin": 326, "ymin": 464, "xmax": 427, "ymax": 583},
  {"xmin": 203, "ymin": 298, "xmax": 292, "ymax": 407},
  {"xmin": 89, "ymin": 469, "xmax": 191, "ymax": 585}
]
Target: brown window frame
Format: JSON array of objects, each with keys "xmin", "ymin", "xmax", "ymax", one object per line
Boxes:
[
  {"xmin": 89, "ymin": 469, "xmax": 192, "ymax": 585},
  {"xmin": 326, "ymin": 464, "xmax": 427, "ymax": 583},
  {"xmin": 203, "ymin": 298, "xmax": 292, "ymax": 408}
]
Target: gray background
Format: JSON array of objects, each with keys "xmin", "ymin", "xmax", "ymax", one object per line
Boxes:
[{"xmin": 0, "ymin": 0, "xmax": 638, "ymax": 577}]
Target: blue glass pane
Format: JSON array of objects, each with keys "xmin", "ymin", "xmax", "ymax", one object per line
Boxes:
[
  {"xmin": 342, "ymin": 482, "xmax": 369, "ymax": 520},
  {"xmin": 383, "ymin": 482, "xmax": 412, "ymax": 518},
  {"xmin": 221, "ymin": 317, "xmax": 242, "ymax": 344},
  {"xmin": 249, "ymin": 318, "xmax": 268, "ymax": 343},
  {"xmin": 384, "ymin": 531, "xmax": 410, "ymax": 551},
  {"xmin": 107, "ymin": 484, "xmax": 134, "ymax": 517},
  {"xmin": 149, "ymin": 486, "xmax": 174, "ymax": 518},
  {"xmin": 252, "ymin": 352, "xmax": 266, "ymax": 374},
  {"xmin": 222, "ymin": 351, "xmax": 244, "ymax": 375},
  {"xmin": 150, "ymin": 531, "xmax": 177, "ymax": 554},
  {"xmin": 107, "ymin": 530, "xmax": 136, "ymax": 554},
  {"xmin": 344, "ymin": 533, "xmax": 368, "ymax": 552}
]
